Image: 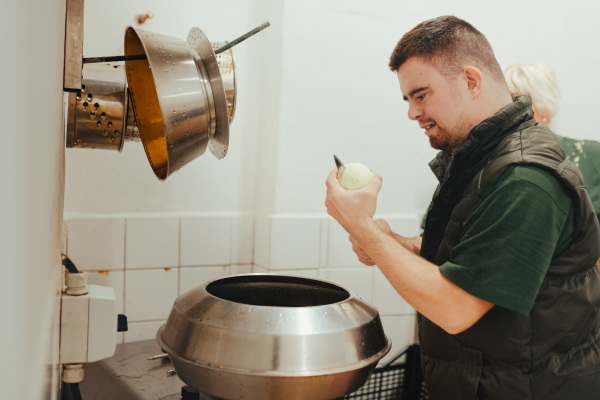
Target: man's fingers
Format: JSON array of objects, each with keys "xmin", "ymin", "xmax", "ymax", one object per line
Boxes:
[
  {"xmin": 325, "ymin": 168, "xmax": 340, "ymax": 189},
  {"xmin": 367, "ymin": 174, "xmax": 383, "ymax": 193},
  {"xmin": 350, "ymin": 235, "xmax": 375, "ymax": 266},
  {"xmin": 358, "ymin": 257, "xmax": 376, "ymax": 267}
]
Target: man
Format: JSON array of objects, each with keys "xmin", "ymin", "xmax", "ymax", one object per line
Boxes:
[{"xmin": 325, "ymin": 15, "xmax": 600, "ymax": 400}]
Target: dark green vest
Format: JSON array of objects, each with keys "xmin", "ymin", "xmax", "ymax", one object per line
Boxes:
[{"xmin": 420, "ymin": 96, "xmax": 600, "ymax": 400}]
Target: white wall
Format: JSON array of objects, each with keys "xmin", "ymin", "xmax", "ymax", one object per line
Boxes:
[
  {"xmin": 1, "ymin": 1, "xmax": 66, "ymax": 399},
  {"xmin": 66, "ymin": 0, "xmax": 600, "ymax": 217}
]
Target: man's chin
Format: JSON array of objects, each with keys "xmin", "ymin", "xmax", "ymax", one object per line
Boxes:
[
  {"xmin": 429, "ymin": 138, "xmax": 452, "ymax": 153},
  {"xmin": 429, "ymin": 137, "xmax": 441, "ymax": 150}
]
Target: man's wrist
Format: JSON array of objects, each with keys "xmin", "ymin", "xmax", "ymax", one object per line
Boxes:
[{"xmin": 347, "ymin": 218, "xmax": 381, "ymax": 242}]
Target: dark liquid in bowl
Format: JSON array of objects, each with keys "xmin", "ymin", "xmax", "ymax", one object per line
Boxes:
[{"xmin": 206, "ymin": 275, "xmax": 350, "ymax": 307}]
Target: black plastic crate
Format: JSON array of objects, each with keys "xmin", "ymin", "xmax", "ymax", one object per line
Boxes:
[{"xmin": 337, "ymin": 344, "xmax": 428, "ymax": 400}]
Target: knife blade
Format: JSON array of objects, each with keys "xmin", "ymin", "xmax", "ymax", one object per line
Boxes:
[{"xmin": 333, "ymin": 154, "xmax": 345, "ymax": 176}]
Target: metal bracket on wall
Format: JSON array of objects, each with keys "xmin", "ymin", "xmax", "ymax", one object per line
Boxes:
[{"xmin": 63, "ymin": 0, "xmax": 84, "ymax": 92}]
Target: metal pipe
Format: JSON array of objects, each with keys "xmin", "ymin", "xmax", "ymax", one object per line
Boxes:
[
  {"xmin": 147, "ymin": 353, "xmax": 169, "ymax": 360},
  {"xmin": 83, "ymin": 54, "xmax": 147, "ymax": 63},
  {"xmin": 82, "ymin": 21, "xmax": 271, "ymax": 63},
  {"xmin": 214, "ymin": 21, "xmax": 270, "ymax": 54}
]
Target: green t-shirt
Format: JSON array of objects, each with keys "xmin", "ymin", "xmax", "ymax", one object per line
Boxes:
[
  {"xmin": 561, "ymin": 136, "xmax": 600, "ymax": 221},
  {"xmin": 439, "ymin": 164, "xmax": 574, "ymax": 315}
]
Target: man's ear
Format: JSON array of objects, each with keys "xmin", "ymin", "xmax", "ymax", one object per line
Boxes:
[{"xmin": 463, "ymin": 66, "xmax": 483, "ymax": 96}]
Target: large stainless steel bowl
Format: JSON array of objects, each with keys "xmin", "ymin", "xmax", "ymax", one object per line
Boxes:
[
  {"xmin": 157, "ymin": 274, "xmax": 391, "ymax": 400},
  {"xmin": 124, "ymin": 26, "xmax": 232, "ymax": 180}
]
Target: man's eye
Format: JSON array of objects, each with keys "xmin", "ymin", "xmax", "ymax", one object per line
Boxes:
[{"xmin": 418, "ymin": 94, "xmax": 426, "ymax": 101}]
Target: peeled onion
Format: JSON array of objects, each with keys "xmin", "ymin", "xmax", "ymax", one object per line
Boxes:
[{"xmin": 338, "ymin": 162, "xmax": 374, "ymax": 190}]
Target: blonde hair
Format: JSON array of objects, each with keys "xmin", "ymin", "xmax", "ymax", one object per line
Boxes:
[{"xmin": 502, "ymin": 62, "xmax": 561, "ymax": 129}]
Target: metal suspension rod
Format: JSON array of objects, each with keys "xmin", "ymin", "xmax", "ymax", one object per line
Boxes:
[
  {"xmin": 83, "ymin": 54, "xmax": 147, "ymax": 63},
  {"xmin": 214, "ymin": 21, "xmax": 270, "ymax": 54}
]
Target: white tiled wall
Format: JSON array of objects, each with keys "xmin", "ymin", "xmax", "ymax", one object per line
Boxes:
[
  {"xmin": 64, "ymin": 212, "xmax": 420, "ymax": 357},
  {"xmin": 65, "ymin": 213, "xmax": 254, "ymax": 344},
  {"xmin": 66, "ymin": 218, "xmax": 125, "ymax": 270},
  {"xmin": 270, "ymin": 216, "xmax": 322, "ymax": 270},
  {"xmin": 126, "ymin": 217, "xmax": 179, "ymax": 269},
  {"xmin": 125, "ymin": 268, "xmax": 178, "ymax": 321},
  {"xmin": 181, "ymin": 216, "xmax": 233, "ymax": 266}
]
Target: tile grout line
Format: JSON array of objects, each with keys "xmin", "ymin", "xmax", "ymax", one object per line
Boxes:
[
  {"xmin": 123, "ymin": 218, "xmax": 127, "ymax": 342},
  {"xmin": 178, "ymin": 217, "xmax": 181, "ymax": 295},
  {"xmin": 229, "ymin": 216, "xmax": 233, "ymax": 273},
  {"xmin": 250, "ymin": 214, "xmax": 256, "ymax": 270}
]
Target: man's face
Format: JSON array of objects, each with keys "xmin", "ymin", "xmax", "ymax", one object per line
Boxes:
[{"xmin": 397, "ymin": 57, "xmax": 473, "ymax": 153}]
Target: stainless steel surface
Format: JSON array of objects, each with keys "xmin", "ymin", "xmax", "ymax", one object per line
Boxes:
[
  {"xmin": 64, "ymin": 18, "xmax": 246, "ymax": 179},
  {"xmin": 211, "ymin": 42, "xmax": 236, "ymax": 124},
  {"xmin": 63, "ymin": 0, "xmax": 84, "ymax": 91},
  {"xmin": 125, "ymin": 26, "xmax": 217, "ymax": 180},
  {"xmin": 125, "ymin": 89, "xmax": 141, "ymax": 142},
  {"xmin": 187, "ymin": 28, "xmax": 230, "ymax": 159},
  {"xmin": 158, "ymin": 274, "xmax": 391, "ymax": 400},
  {"xmin": 66, "ymin": 62, "xmax": 128, "ymax": 151},
  {"xmin": 147, "ymin": 353, "xmax": 169, "ymax": 360},
  {"xmin": 78, "ymin": 340, "xmax": 216, "ymax": 400}
]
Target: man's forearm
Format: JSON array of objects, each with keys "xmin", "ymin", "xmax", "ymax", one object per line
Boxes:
[
  {"xmin": 351, "ymin": 220, "xmax": 493, "ymax": 334},
  {"xmin": 389, "ymin": 232, "xmax": 422, "ymax": 256}
]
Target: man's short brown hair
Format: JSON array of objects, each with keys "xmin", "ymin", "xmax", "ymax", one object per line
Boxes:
[{"xmin": 389, "ymin": 16, "xmax": 505, "ymax": 86}]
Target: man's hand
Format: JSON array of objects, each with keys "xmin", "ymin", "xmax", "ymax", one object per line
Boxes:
[
  {"xmin": 324, "ymin": 168, "xmax": 383, "ymax": 234},
  {"xmin": 350, "ymin": 219, "xmax": 392, "ymax": 266}
]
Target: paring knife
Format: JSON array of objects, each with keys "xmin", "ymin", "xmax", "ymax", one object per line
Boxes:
[{"xmin": 333, "ymin": 154, "xmax": 345, "ymax": 176}]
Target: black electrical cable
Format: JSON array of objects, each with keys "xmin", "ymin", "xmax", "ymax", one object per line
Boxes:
[
  {"xmin": 69, "ymin": 383, "xmax": 83, "ymax": 400},
  {"xmin": 61, "ymin": 254, "xmax": 79, "ymax": 273},
  {"xmin": 60, "ymin": 383, "xmax": 69, "ymax": 400},
  {"xmin": 60, "ymin": 382, "xmax": 83, "ymax": 400}
]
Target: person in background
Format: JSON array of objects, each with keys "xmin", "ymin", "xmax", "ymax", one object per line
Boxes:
[
  {"xmin": 503, "ymin": 62, "xmax": 600, "ymax": 222},
  {"xmin": 325, "ymin": 16, "xmax": 600, "ymax": 400}
]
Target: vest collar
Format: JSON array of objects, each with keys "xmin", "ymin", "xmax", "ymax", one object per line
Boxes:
[{"xmin": 429, "ymin": 95, "xmax": 536, "ymax": 182}]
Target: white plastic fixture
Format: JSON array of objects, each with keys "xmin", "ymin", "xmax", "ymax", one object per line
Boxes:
[{"xmin": 60, "ymin": 274, "xmax": 118, "ymax": 365}]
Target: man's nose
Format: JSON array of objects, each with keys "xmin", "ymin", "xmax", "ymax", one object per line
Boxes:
[{"xmin": 407, "ymin": 102, "xmax": 421, "ymax": 121}]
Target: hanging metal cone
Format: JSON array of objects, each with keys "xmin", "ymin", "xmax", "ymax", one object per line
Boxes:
[{"xmin": 124, "ymin": 26, "xmax": 230, "ymax": 180}]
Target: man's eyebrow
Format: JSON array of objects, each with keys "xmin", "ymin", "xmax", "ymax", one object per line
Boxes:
[{"xmin": 403, "ymin": 86, "xmax": 428, "ymax": 102}]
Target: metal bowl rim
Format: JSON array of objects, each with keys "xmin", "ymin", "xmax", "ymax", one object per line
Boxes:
[
  {"xmin": 194, "ymin": 272, "xmax": 358, "ymax": 304},
  {"xmin": 157, "ymin": 324, "xmax": 392, "ymax": 377}
]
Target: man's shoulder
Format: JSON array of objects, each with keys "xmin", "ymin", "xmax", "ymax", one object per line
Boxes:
[
  {"xmin": 505, "ymin": 163, "xmax": 559, "ymax": 183},
  {"xmin": 488, "ymin": 164, "xmax": 571, "ymax": 209}
]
